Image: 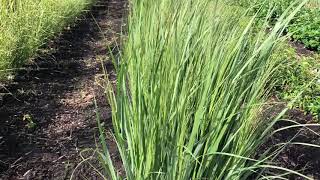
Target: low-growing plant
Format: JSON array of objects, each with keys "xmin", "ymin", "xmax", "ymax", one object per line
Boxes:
[
  {"xmin": 289, "ymin": 8, "xmax": 320, "ymax": 51},
  {"xmin": 23, "ymin": 114, "xmax": 36, "ymax": 129},
  {"xmin": 97, "ymin": 0, "xmax": 312, "ymax": 179},
  {"xmin": 272, "ymin": 44, "xmax": 320, "ymax": 119},
  {"xmin": 231, "ymin": 0, "xmax": 320, "ymax": 52}
]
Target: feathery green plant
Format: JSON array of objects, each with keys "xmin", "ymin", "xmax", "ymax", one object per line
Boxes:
[
  {"xmin": 0, "ymin": 0, "xmax": 93, "ymax": 79},
  {"xmin": 99, "ymin": 0, "xmax": 309, "ymax": 179}
]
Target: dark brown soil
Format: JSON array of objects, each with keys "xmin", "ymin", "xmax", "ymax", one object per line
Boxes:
[
  {"xmin": 289, "ymin": 40, "xmax": 316, "ymax": 57},
  {"xmin": 257, "ymin": 99, "xmax": 320, "ymax": 179},
  {"xmin": 273, "ymin": 109, "xmax": 320, "ymax": 179},
  {"xmin": 259, "ymin": 38, "xmax": 320, "ymax": 180},
  {"xmin": 0, "ymin": 0, "xmax": 126, "ymax": 179}
]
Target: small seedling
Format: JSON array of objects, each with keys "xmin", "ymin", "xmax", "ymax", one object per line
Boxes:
[{"xmin": 23, "ymin": 114, "xmax": 36, "ymax": 129}]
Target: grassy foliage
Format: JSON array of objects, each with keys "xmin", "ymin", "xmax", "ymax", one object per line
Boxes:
[
  {"xmin": 98, "ymin": 0, "xmax": 310, "ymax": 179},
  {"xmin": 0, "ymin": 0, "xmax": 93, "ymax": 79}
]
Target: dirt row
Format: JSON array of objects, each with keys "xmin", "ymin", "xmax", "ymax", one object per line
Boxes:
[{"xmin": 0, "ymin": 0, "xmax": 125, "ymax": 179}]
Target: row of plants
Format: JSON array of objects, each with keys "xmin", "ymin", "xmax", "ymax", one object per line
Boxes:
[
  {"xmin": 0, "ymin": 0, "xmax": 94, "ymax": 80},
  {"xmin": 231, "ymin": 0, "xmax": 320, "ymax": 51},
  {"xmin": 97, "ymin": 0, "xmax": 315, "ymax": 179}
]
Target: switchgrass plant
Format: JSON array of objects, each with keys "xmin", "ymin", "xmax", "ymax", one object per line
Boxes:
[
  {"xmin": 98, "ymin": 0, "xmax": 310, "ymax": 179},
  {"xmin": 0, "ymin": 0, "xmax": 94, "ymax": 79}
]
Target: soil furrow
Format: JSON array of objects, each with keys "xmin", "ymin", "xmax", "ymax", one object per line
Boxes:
[{"xmin": 0, "ymin": 0, "xmax": 125, "ymax": 179}]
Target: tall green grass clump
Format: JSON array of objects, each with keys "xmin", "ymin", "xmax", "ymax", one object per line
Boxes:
[
  {"xmin": 0, "ymin": 0, "xmax": 93, "ymax": 79},
  {"xmin": 99, "ymin": 0, "xmax": 309, "ymax": 179}
]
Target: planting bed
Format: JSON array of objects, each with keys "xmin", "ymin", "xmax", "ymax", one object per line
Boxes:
[
  {"xmin": 258, "ymin": 99, "xmax": 320, "ymax": 179},
  {"xmin": 0, "ymin": 0, "xmax": 125, "ymax": 179},
  {"xmin": 271, "ymin": 109, "xmax": 320, "ymax": 179},
  {"xmin": 0, "ymin": 0, "xmax": 319, "ymax": 179}
]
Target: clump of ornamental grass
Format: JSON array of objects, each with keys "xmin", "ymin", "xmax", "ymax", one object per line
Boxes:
[
  {"xmin": 97, "ymin": 0, "xmax": 311, "ymax": 179},
  {"xmin": 0, "ymin": 0, "xmax": 94, "ymax": 80}
]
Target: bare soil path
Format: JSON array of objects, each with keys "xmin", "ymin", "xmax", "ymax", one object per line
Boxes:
[{"xmin": 0, "ymin": 0, "xmax": 125, "ymax": 179}]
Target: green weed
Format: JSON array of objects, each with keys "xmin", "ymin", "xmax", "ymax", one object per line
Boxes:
[
  {"xmin": 289, "ymin": 8, "xmax": 320, "ymax": 51},
  {"xmin": 23, "ymin": 113, "xmax": 35, "ymax": 129},
  {"xmin": 232, "ymin": 0, "xmax": 320, "ymax": 52},
  {"xmin": 272, "ymin": 44, "xmax": 320, "ymax": 119}
]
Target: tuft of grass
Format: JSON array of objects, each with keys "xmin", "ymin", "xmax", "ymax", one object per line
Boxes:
[
  {"xmin": 0, "ymin": 0, "xmax": 94, "ymax": 80},
  {"xmin": 99, "ymin": 0, "xmax": 311, "ymax": 179}
]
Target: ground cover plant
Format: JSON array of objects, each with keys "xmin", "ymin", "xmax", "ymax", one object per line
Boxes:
[
  {"xmin": 231, "ymin": 0, "xmax": 320, "ymax": 52},
  {"xmin": 0, "ymin": 0, "xmax": 94, "ymax": 80},
  {"xmin": 289, "ymin": 8, "xmax": 320, "ymax": 51},
  {"xmin": 272, "ymin": 44, "xmax": 320, "ymax": 120},
  {"xmin": 97, "ymin": 0, "xmax": 315, "ymax": 179}
]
